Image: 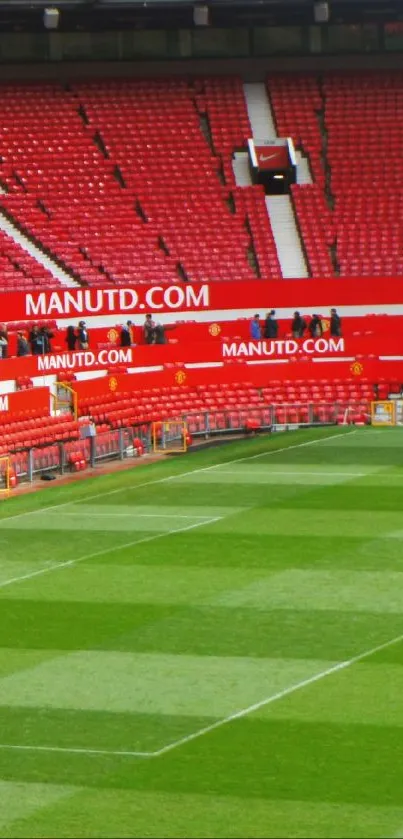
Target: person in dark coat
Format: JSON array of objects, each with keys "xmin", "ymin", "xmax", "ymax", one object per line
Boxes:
[
  {"xmin": 120, "ymin": 321, "xmax": 134, "ymax": 347},
  {"xmin": 77, "ymin": 321, "xmax": 89, "ymax": 350},
  {"xmin": 309, "ymin": 314, "xmax": 323, "ymax": 338},
  {"xmin": 143, "ymin": 314, "xmax": 156, "ymax": 344},
  {"xmin": 154, "ymin": 322, "xmax": 166, "ymax": 345},
  {"xmin": 29, "ymin": 324, "xmax": 42, "ymax": 355},
  {"xmin": 291, "ymin": 311, "xmax": 306, "ymax": 338},
  {"xmin": 41, "ymin": 326, "xmax": 53, "ymax": 354},
  {"xmin": 0, "ymin": 324, "xmax": 8, "ymax": 358},
  {"xmin": 264, "ymin": 310, "xmax": 278, "ymax": 340},
  {"xmin": 17, "ymin": 331, "xmax": 30, "ymax": 356},
  {"xmin": 66, "ymin": 325, "xmax": 77, "ymax": 352},
  {"xmin": 330, "ymin": 308, "xmax": 342, "ymax": 337}
]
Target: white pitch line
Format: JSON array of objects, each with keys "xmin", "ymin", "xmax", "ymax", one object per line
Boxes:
[
  {"xmin": 196, "ymin": 470, "xmax": 365, "ymax": 478},
  {"xmin": 0, "ymin": 430, "xmax": 357, "ymax": 590},
  {"xmin": 42, "ymin": 513, "xmax": 214, "ymax": 520},
  {"xmin": 0, "ymin": 429, "xmax": 357, "ymax": 528},
  {"xmin": 0, "ymin": 516, "xmax": 222, "ymax": 591},
  {"xmin": 0, "ymin": 743, "xmax": 153, "ymax": 758},
  {"xmin": 0, "ymin": 625, "xmax": 401, "ymax": 761},
  {"xmin": 152, "ymin": 630, "xmax": 403, "ymax": 757}
]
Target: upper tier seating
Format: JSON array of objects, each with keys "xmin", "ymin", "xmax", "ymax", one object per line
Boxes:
[
  {"xmin": 290, "ymin": 184, "xmax": 334, "ymax": 278},
  {"xmin": 0, "ymin": 79, "xmax": 281, "ymax": 287},
  {"xmin": 0, "ymin": 72, "xmax": 402, "ymax": 287},
  {"xmin": 267, "ymin": 75, "xmax": 324, "ymax": 188},
  {"xmin": 324, "ymin": 72, "xmax": 403, "ymax": 276},
  {"xmin": 268, "ymin": 71, "xmax": 403, "ymax": 277},
  {"xmin": 0, "ymin": 229, "xmax": 58, "ymax": 290}
]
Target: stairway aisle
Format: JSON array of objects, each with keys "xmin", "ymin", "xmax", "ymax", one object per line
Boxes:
[
  {"xmin": 0, "ymin": 211, "xmax": 79, "ymax": 288},
  {"xmin": 265, "ymin": 195, "xmax": 308, "ymax": 278},
  {"xmin": 243, "ymin": 83, "xmax": 277, "ymax": 139},
  {"xmin": 232, "ymin": 151, "xmax": 253, "ymax": 186}
]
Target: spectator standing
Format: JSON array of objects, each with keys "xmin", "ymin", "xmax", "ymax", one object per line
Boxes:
[
  {"xmin": 17, "ymin": 331, "xmax": 30, "ymax": 356},
  {"xmin": 66, "ymin": 325, "xmax": 77, "ymax": 352},
  {"xmin": 309, "ymin": 314, "xmax": 323, "ymax": 337},
  {"xmin": 330, "ymin": 308, "xmax": 342, "ymax": 337},
  {"xmin": 154, "ymin": 322, "xmax": 166, "ymax": 345},
  {"xmin": 121, "ymin": 321, "xmax": 134, "ymax": 347},
  {"xmin": 41, "ymin": 326, "xmax": 53, "ymax": 354},
  {"xmin": 78, "ymin": 321, "xmax": 89, "ymax": 350},
  {"xmin": 264, "ymin": 310, "xmax": 278, "ymax": 339},
  {"xmin": 29, "ymin": 324, "xmax": 42, "ymax": 355},
  {"xmin": 0, "ymin": 324, "xmax": 8, "ymax": 358},
  {"xmin": 250, "ymin": 314, "xmax": 261, "ymax": 340},
  {"xmin": 144, "ymin": 314, "xmax": 156, "ymax": 344},
  {"xmin": 291, "ymin": 311, "xmax": 306, "ymax": 338}
]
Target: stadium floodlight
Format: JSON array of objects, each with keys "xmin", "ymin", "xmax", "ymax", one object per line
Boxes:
[
  {"xmin": 314, "ymin": 1, "xmax": 329, "ymax": 24},
  {"xmin": 43, "ymin": 7, "xmax": 60, "ymax": 30},
  {"xmin": 193, "ymin": 5, "xmax": 209, "ymax": 26}
]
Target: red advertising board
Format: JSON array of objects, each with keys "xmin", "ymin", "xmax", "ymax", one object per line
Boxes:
[
  {"xmin": 0, "ymin": 386, "xmax": 49, "ymax": 416},
  {"xmin": 72, "ymin": 357, "xmax": 402, "ymax": 404},
  {"xmin": 2, "ymin": 278, "xmax": 403, "ymax": 323},
  {"xmin": 0, "ymin": 330, "xmax": 401, "ymax": 380}
]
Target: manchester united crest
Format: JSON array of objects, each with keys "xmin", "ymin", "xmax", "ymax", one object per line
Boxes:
[
  {"xmin": 175, "ymin": 370, "xmax": 187, "ymax": 385},
  {"xmin": 109, "ymin": 376, "xmax": 118, "ymax": 391},
  {"xmin": 209, "ymin": 323, "xmax": 221, "ymax": 337},
  {"xmin": 107, "ymin": 328, "xmax": 119, "ymax": 344},
  {"xmin": 350, "ymin": 361, "xmax": 364, "ymax": 376},
  {"xmin": 321, "ymin": 318, "xmax": 330, "ymax": 333}
]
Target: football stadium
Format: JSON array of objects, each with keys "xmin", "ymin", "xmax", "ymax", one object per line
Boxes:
[{"xmin": 1, "ymin": 0, "xmax": 403, "ymax": 836}]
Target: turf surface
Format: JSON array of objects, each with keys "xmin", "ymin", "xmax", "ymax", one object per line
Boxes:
[{"xmin": 1, "ymin": 425, "xmax": 403, "ymax": 838}]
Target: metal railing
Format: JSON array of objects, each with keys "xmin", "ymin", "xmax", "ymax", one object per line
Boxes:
[{"xmin": 7, "ymin": 402, "xmax": 368, "ymax": 484}]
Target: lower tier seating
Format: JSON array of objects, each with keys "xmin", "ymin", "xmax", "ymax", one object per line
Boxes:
[
  {"xmin": 78, "ymin": 379, "xmax": 379, "ymax": 430},
  {"xmin": 0, "ymin": 412, "xmax": 80, "ymax": 457},
  {"xmin": 3, "ymin": 373, "xmax": 399, "ymax": 483}
]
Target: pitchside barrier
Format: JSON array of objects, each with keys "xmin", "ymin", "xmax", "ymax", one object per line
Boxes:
[
  {"xmin": 1, "ymin": 402, "xmax": 371, "ymax": 489},
  {"xmin": 370, "ymin": 400, "xmax": 403, "ymax": 426},
  {"xmin": 0, "ymin": 457, "xmax": 11, "ymax": 496},
  {"xmin": 152, "ymin": 421, "xmax": 188, "ymax": 454}
]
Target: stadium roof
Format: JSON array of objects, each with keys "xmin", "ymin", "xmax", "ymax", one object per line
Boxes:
[{"xmin": 0, "ymin": 0, "xmax": 402, "ymax": 31}]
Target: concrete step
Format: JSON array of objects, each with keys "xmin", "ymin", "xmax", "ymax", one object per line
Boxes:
[
  {"xmin": 243, "ymin": 82, "xmax": 277, "ymax": 139},
  {"xmin": 0, "ymin": 211, "xmax": 79, "ymax": 287},
  {"xmin": 265, "ymin": 195, "xmax": 308, "ymax": 278},
  {"xmin": 296, "ymin": 151, "xmax": 313, "ymax": 185},
  {"xmin": 232, "ymin": 151, "xmax": 253, "ymax": 187}
]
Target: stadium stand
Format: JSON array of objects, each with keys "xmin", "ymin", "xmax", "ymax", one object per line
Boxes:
[
  {"xmin": 0, "ymin": 73, "xmax": 402, "ymax": 284},
  {"xmin": 325, "ymin": 72, "xmax": 403, "ymax": 277},
  {"xmin": 0, "ymin": 370, "xmax": 399, "ymax": 483},
  {"xmin": 78, "ymin": 379, "xmax": 377, "ymax": 431},
  {"xmin": 0, "ymin": 229, "xmax": 58, "ymax": 290},
  {"xmin": 0, "ymin": 79, "xmax": 281, "ymax": 286},
  {"xmin": 267, "ymin": 71, "xmax": 403, "ymax": 277},
  {"xmin": 0, "ymin": 412, "xmax": 80, "ymax": 456}
]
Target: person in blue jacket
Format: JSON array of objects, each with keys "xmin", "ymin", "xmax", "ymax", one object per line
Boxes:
[{"xmin": 250, "ymin": 314, "xmax": 261, "ymax": 340}]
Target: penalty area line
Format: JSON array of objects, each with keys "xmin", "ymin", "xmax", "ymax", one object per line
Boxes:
[
  {"xmin": 0, "ymin": 515, "xmax": 222, "ymax": 591},
  {"xmin": 0, "ymin": 429, "xmax": 357, "ymax": 526},
  {"xmin": 0, "ymin": 626, "xmax": 402, "ymax": 761}
]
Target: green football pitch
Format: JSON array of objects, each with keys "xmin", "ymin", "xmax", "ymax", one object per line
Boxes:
[{"xmin": 2, "ymin": 425, "xmax": 403, "ymax": 838}]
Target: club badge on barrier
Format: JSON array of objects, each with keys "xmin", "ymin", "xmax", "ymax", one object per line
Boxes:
[
  {"xmin": 174, "ymin": 370, "xmax": 187, "ymax": 385},
  {"xmin": 350, "ymin": 361, "xmax": 364, "ymax": 376}
]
